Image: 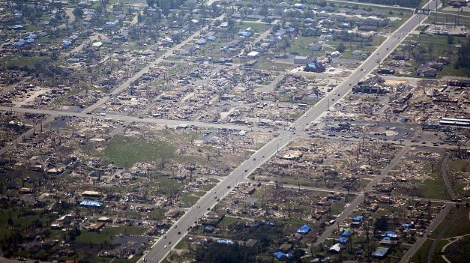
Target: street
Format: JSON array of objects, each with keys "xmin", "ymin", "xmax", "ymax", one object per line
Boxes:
[{"xmin": 138, "ymin": 1, "xmax": 440, "ymax": 262}]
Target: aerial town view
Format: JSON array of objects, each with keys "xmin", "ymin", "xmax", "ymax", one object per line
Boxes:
[{"xmin": 1, "ymin": 0, "xmax": 470, "ymax": 262}]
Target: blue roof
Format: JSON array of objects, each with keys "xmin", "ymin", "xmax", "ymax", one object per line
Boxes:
[
  {"xmin": 16, "ymin": 41, "xmax": 26, "ymax": 47},
  {"xmin": 266, "ymin": 221, "xmax": 275, "ymax": 226},
  {"xmin": 402, "ymin": 223, "xmax": 411, "ymax": 228},
  {"xmin": 341, "ymin": 229, "xmax": 353, "ymax": 236},
  {"xmin": 63, "ymin": 40, "xmax": 72, "ymax": 47},
  {"xmin": 353, "ymin": 216, "xmax": 363, "ymax": 222},
  {"xmin": 80, "ymin": 200, "xmax": 103, "ymax": 207},
  {"xmin": 297, "ymin": 225, "xmax": 311, "ymax": 234},
  {"xmin": 238, "ymin": 31, "xmax": 253, "ymax": 37},
  {"xmin": 217, "ymin": 239, "xmax": 234, "ymax": 245},
  {"xmin": 337, "ymin": 237, "xmax": 348, "ymax": 243},
  {"xmin": 373, "ymin": 247, "xmax": 389, "ymax": 257},
  {"xmin": 273, "ymin": 252, "xmax": 292, "ymax": 259},
  {"xmin": 275, "ymin": 29, "xmax": 286, "ymax": 36},
  {"xmin": 384, "ymin": 231, "xmax": 398, "ymax": 238},
  {"xmin": 204, "ymin": 226, "xmax": 214, "ymax": 232}
]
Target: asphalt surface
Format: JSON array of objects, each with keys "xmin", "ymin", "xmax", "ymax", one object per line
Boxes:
[
  {"xmin": 399, "ymin": 205, "xmax": 452, "ymax": 263},
  {"xmin": 426, "ymin": 152, "xmax": 458, "ymax": 263},
  {"xmin": 0, "ymin": 14, "xmax": 225, "ymax": 157},
  {"xmin": 140, "ymin": 1, "xmax": 440, "ymax": 262},
  {"xmin": 314, "ymin": 144, "xmax": 411, "ymax": 245},
  {"xmin": 0, "ymin": 0, "xmax": 442, "ymax": 261},
  {"xmin": 0, "ymin": 106, "xmax": 259, "ymax": 132},
  {"xmin": 326, "ymin": 0, "xmax": 414, "ymax": 10},
  {"xmin": 83, "ymin": 13, "xmax": 225, "ymax": 114},
  {"xmin": 440, "ymin": 153, "xmax": 456, "ymax": 199}
]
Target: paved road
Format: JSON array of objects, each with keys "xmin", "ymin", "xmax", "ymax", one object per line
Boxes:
[
  {"xmin": 0, "ymin": 106, "xmax": 258, "ymax": 131},
  {"xmin": 83, "ymin": 14, "xmax": 225, "ymax": 114},
  {"xmin": 441, "ymin": 153, "xmax": 456, "ymax": 199},
  {"xmin": 326, "ymin": 0, "xmax": 414, "ymax": 10},
  {"xmin": 314, "ymin": 144, "xmax": 411, "ymax": 245},
  {"xmin": 140, "ymin": 1, "xmax": 439, "ymax": 262},
  {"xmin": 0, "ymin": 77, "xmax": 31, "ymax": 96},
  {"xmin": 427, "ymin": 207, "xmax": 459, "ymax": 263},
  {"xmin": 400, "ymin": 205, "xmax": 452, "ymax": 263},
  {"xmin": 425, "ymin": 153, "xmax": 458, "ymax": 263},
  {"xmin": 0, "ymin": 15, "xmax": 225, "ymax": 157},
  {"xmin": 0, "ymin": 115, "xmax": 56, "ymax": 156},
  {"xmin": 262, "ymin": 182, "xmax": 456, "ymax": 205},
  {"xmin": 312, "ymin": 133, "xmax": 461, "ymax": 150}
]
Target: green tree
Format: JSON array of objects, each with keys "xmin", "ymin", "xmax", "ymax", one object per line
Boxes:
[
  {"xmin": 73, "ymin": 8, "xmax": 83, "ymax": 20},
  {"xmin": 147, "ymin": 0, "xmax": 155, "ymax": 7},
  {"xmin": 337, "ymin": 42, "xmax": 346, "ymax": 53}
]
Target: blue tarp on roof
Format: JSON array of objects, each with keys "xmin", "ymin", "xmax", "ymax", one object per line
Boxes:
[
  {"xmin": 266, "ymin": 221, "xmax": 275, "ymax": 226},
  {"xmin": 217, "ymin": 239, "xmax": 234, "ymax": 245},
  {"xmin": 337, "ymin": 237, "xmax": 349, "ymax": 243},
  {"xmin": 238, "ymin": 31, "xmax": 253, "ymax": 37},
  {"xmin": 297, "ymin": 225, "xmax": 311, "ymax": 234},
  {"xmin": 204, "ymin": 226, "xmax": 214, "ymax": 233},
  {"xmin": 341, "ymin": 229, "xmax": 353, "ymax": 236},
  {"xmin": 353, "ymin": 216, "xmax": 363, "ymax": 222},
  {"xmin": 80, "ymin": 200, "xmax": 103, "ymax": 207},
  {"xmin": 16, "ymin": 41, "xmax": 26, "ymax": 47},
  {"xmin": 402, "ymin": 223, "xmax": 412, "ymax": 228},
  {"xmin": 384, "ymin": 231, "xmax": 398, "ymax": 238},
  {"xmin": 373, "ymin": 247, "xmax": 389, "ymax": 258},
  {"xmin": 63, "ymin": 40, "xmax": 72, "ymax": 47},
  {"xmin": 273, "ymin": 251, "xmax": 292, "ymax": 259}
]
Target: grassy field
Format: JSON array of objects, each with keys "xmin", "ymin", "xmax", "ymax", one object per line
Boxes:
[
  {"xmin": 418, "ymin": 162, "xmax": 449, "ymax": 200},
  {"xmin": 446, "ymin": 235, "xmax": 470, "ymax": 263},
  {"xmin": 411, "ymin": 238, "xmax": 449, "ymax": 263},
  {"xmin": 447, "ymin": 159, "xmax": 470, "ymax": 198},
  {"xmin": 149, "ymin": 174, "xmax": 183, "ymax": 196},
  {"xmin": 415, "ymin": 207, "xmax": 470, "ymax": 263},
  {"xmin": 149, "ymin": 209, "xmax": 166, "ymax": 221},
  {"xmin": 254, "ymin": 61, "xmax": 293, "ymax": 71},
  {"xmin": 0, "ymin": 55, "xmax": 47, "ymax": 70},
  {"xmin": 234, "ymin": 21, "xmax": 270, "ymax": 33},
  {"xmin": 407, "ymin": 34, "xmax": 470, "ymax": 78},
  {"xmin": 0, "ymin": 208, "xmax": 53, "ymax": 243},
  {"xmin": 411, "ymin": 239, "xmax": 433, "ymax": 263},
  {"xmin": 103, "ymin": 135, "xmax": 175, "ymax": 168},
  {"xmin": 442, "ymin": 207, "xmax": 470, "ymax": 239},
  {"xmin": 181, "ymin": 195, "xmax": 199, "ymax": 208},
  {"xmin": 288, "ymin": 36, "xmax": 319, "ymax": 56},
  {"xmin": 76, "ymin": 226, "xmax": 146, "ymax": 245}
]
